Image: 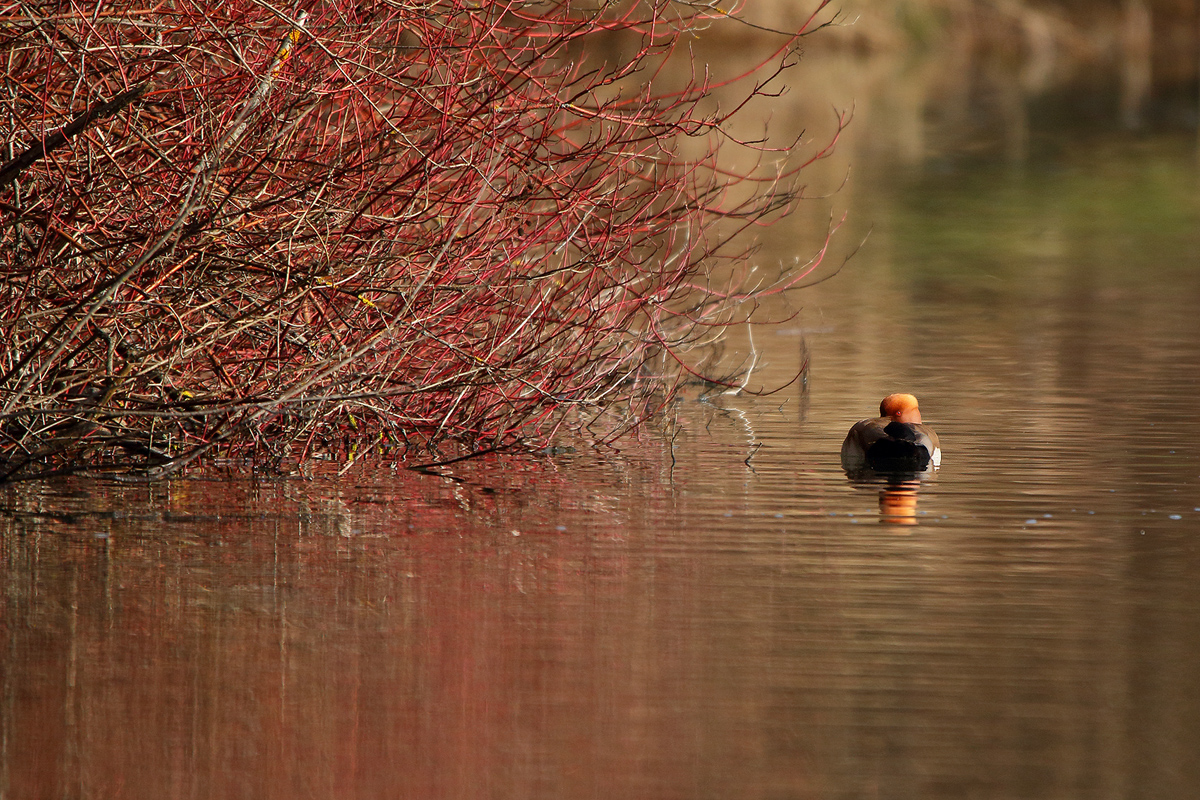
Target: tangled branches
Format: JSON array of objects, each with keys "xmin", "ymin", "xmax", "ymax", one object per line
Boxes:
[{"xmin": 0, "ymin": 0, "xmax": 841, "ymax": 481}]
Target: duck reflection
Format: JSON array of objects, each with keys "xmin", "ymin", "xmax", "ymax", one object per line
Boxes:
[
  {"xmin": 877, "ymin": 477, "xmax": 921, "ymax": 525},
  {"xmin": 845, "ymin": 470, "xmax": 931, "ymax": 526}
]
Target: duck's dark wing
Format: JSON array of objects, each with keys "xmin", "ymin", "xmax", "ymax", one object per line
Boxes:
[{"xmin": 841, "ymin": 418, "xmax": 888, "ymax": 470}]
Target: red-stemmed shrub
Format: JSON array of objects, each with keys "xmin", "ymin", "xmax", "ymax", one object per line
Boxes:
[{"xmin": 0, "ymin": 0, "xmax": 840, "ymax": 481}]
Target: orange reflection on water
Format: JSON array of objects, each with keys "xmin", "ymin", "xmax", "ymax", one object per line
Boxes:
[
  {"xmin": 844, "ymin": 470, "xmax": 933, "ymax": 526},
  {"xmin": 878, "ymin": 479, "xmax": 921, "ymax": 525}
]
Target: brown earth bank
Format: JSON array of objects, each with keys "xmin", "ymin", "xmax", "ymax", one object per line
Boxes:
[{"xmin": 716, "ymin": 0, "xmax": 1200, "ymax": 129}]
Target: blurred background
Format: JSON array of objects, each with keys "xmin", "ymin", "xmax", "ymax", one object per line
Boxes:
[{"xmin": 738, "ymin": 0, "xmax": 1197, "ymax": 156}]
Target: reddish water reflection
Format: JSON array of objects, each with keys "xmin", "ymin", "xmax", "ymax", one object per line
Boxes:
[{"xmin": 5, "ymin": 395, "xmax": 1200, "ymax": 799}]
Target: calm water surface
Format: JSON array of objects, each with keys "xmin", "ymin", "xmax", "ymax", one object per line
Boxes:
[{"xmin": 5, "ymin": 134, "xmax": 1200, "ymax": 797}]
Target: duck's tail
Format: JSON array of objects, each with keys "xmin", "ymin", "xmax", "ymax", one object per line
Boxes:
[{"xmin": 866, "ymin": 421, "xmax": 933, "ymax": 471}]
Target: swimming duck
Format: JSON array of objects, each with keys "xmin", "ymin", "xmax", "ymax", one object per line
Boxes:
[{"xmin": 841, "ymin": 393, "xmax": 941, "ymax": 472}]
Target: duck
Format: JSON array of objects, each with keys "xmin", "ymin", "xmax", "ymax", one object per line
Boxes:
[{"xmin": 841, "ymin": 393, "xmax": 941, "ymax": 473}]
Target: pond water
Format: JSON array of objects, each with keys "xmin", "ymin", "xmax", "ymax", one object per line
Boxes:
[{"xmin": 5, "ymin": 107, "xmax": 1200, "ymax": 800}]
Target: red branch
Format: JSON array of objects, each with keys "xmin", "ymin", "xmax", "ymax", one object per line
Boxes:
[{"xmin": 0, "ymin": 0, "xmax": 840, "ymax": 481}]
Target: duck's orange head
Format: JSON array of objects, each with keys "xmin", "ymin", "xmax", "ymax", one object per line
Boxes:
[{"xmin": 880, "ymin": 393, "xmax": 922, "ymax": 424}]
